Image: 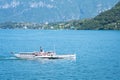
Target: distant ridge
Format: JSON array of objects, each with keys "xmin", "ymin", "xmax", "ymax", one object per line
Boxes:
[
  {"xmin": 0, "ymin": 0, "xmax": 119, "ymax": 23},
  {"xmin": 0, "ymin": 1, "xmax": 120, "ymax": 30}
]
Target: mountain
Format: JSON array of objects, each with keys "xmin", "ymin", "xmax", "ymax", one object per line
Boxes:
[
  {"xmin": 0, "ymin": 1, "xmax": 120, "ymax": 30},
  {"xmin": 0, "ymin": 0, "xmax": 119, "ymax": 23}
]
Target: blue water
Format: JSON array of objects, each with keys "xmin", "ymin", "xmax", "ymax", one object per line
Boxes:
[{"xmin": 0, "ymin": 30, "xmax": 120, "ymax": 80}]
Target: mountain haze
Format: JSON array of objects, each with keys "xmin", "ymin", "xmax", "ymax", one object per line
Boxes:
[{"xmin": 0, "ymin": 0, "xmax": 119, "ymax": 23}]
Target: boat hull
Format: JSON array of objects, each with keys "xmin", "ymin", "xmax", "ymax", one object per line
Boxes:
[{"xmin": 14, "ymin": 54, "xmax": 76, "ymax": 60}]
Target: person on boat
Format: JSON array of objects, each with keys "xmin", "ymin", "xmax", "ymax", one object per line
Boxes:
[
  {"xmin": 40, "ymin": 47, "xmax": 43, "ymax": 52},
  {"xmin": 40, "ymin": 47, "xmax": 44, "ymax": 52}
]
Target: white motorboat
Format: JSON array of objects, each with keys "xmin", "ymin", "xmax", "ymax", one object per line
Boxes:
[{"xmin": 14, "ymin": 48, "xmax": 76, "ymax": 60}]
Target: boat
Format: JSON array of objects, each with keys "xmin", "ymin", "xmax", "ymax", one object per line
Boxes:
[{"xmin": 13, "ymin": 47, "xmax": 76, "ymax": 60}]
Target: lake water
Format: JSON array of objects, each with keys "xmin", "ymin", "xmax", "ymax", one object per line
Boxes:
[{"xmin": 0, "ymin": 30, "xmax": 120, "ymax": 80}]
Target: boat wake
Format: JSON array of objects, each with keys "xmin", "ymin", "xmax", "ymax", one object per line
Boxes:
[
  {"xmin": 0, "ymin": 56, "xmax": 76, "ymax": 62},
  {"xmin": 0, "ymin": 56, "xmax": 20, "ymax": 60}
]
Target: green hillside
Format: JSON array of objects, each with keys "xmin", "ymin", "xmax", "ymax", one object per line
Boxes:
[{"xmin": 75, "ymin": 1, "xmax": 120, "ymax": 30}]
